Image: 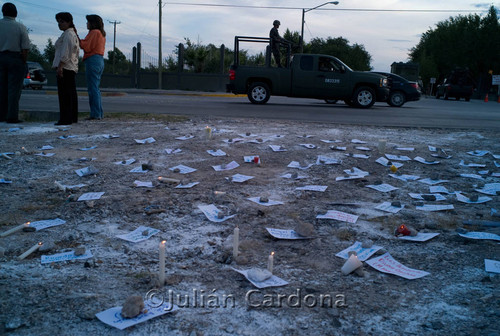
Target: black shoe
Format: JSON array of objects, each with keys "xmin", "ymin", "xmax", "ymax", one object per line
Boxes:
[
  {"xmin": 6, "ymin": 119, "xmax": 23, "ymax": 123},
  {"xmin": 55, "ymin": 121, "xmax": 72, "ymax": 125}
]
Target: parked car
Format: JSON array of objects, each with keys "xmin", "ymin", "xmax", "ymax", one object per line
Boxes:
[
  {"xmin": 435, "ymin": 68, "xmax": 475, "ymax": 101},
  {"xmin": 23, "ymin": 61, "xmax": 47, "ymax": 90},
  {"xmin": 373, "ymin": 72, "xmax": 421, "ymax": 107}
]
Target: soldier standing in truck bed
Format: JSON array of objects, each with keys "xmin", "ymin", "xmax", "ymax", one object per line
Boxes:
[{"xmin": 270, "ymin": 20, "xmax": 284, "ymax": 67}]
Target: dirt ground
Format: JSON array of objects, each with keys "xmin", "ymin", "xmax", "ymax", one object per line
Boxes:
[{"xmin": 0, "ymin": 115, "xmax": 499, "ymax": 335}]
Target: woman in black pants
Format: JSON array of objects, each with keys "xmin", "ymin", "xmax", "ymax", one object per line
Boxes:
[{"xmin": 52, "ymin": 12, "xmax": 79, "ymax": 125}]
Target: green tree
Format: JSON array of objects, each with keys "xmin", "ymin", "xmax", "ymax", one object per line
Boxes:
[
  {"xmin": 43, "ymin": 39, "xmax": 55, "ymax": 69},
  {"xmin": 104, "ymin": 48, "xmax": 131, "ymax": 74},
  {"xmin": 307, "ymin": 37, "xmax": 372, "ymax": 70},
  {"xmin": 27, "ymin": 43, "xmax": 46, "ymax": 67},
  {"xmin": 409, "ymin": 5, "xmax": 499, "ymax": 89}
]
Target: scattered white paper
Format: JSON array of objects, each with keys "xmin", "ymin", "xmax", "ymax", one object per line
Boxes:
[
  {"xmin": 35, "ymin": 152, "xmax": 55, "ymax": 157},
  {"xmin": 114, "ymin": 158, "xmax": 136, "ymax": 165},
  {"xmin": 475, "ymin": 183, "xmax": 500, "ymax": 195},
  {"xmin": 429, "ymin": 186, "xmax": 452, "ymax": 194},
  {"xmin": 287, "ymin": 161, "xmax": 313, "ymax": 170},
  {"xmin": 266, "ymin": 228, "xmax": 313, "ymax": 239},
  {"xmin": 495, "ymin": 161, "xmax": 500, "ymax": 168},
  {"xmin": 418, "ymin": 178, "xmax": 449, "ymax": 185},
  {"xmin": 79, "ymin": 145, "xmax": 97, "ymax": 151},
  {"xmin": 366, "ymin": 253, "xmax": 430, "ymax": 279},
  {"xmin": 300, "ymin": 143, "xmax": 317, "ymax": 149},
  {"xmin": 336, "ymin": 175, "xmax": 366, "ymax": 181},
  {"xmin": 366, "ymin": 184, "xmax": 399, "ymax": 193},
  {"xmin": 455, "ymin": 193, "xmax": 492, "ymax": 204},
  {"xmin": 39, "ymin": 145, "xmax": 54, "ymax": 150},
  {"xmin": 165, "ymin": 148, "xmax": 182, "ymax": 154},
  {"xmin": 247, "ymin": 138, "xmax": 268, "ymax": 144},
  {"xmin": 207, "ymin": 149, "xmax": 226, "ymax": 156},
  {"xmin": 212, "ymin": 161, "xmax": 239, "ymax": 171},
  {"xmin": 375, "ymin": 202, "xmax": 405, "ymax": 213},
  {"xmin": 396, "ymin": 147, "xmax": 414, "ymax": 151},
  {"xmin": 41, "ymin": 250, "xmax": 93, "ymax": 264},
  {"xmin": 478, "ymin": 170, "xmax": 489, "ymax": 175},
  {"xmin": 321, "ymin": 139, "xmax": 341, "ymax": 144},
  {"xmin": 116, "ymin": 226, "xmax": 160, "ymax": 243},
  {"xmin": 96, "ymin": 301, "xmax": 178, "ymax": 330},
  {"xmin": 485, "ymin": 259, "xmax": 500, "ymax": 273},
  {"xmin": 133, "ymin": 180, "xmax": 154, "ymax": 188},
  {"xmin": 389, "ymin": 174, "xmax": 420, "ymax": 182},
  {"xmin": 459, "ymin": 160, "xmax": 486, "ymax": 168},
  {"xmin": 129, "ymin": 166, "xmax": 148, "ymax": 173},
  {"xmin": 316, "ymin": 155, "xmax": 341, "ymax": 165},
  {"xmin": 428, "ymin": 145, "xmax": 437, "ymax": 152},
  {"xmin": 77, "ymin": 192, "xmax": 105, "ymax": 201},
  {"xmin": 231, "ymin": 268, "xmax": 288, "ymax": 289},
  {"xmin": 295, "ymin": 185, "xmax": 328, "ymax": 192},
  {"xmin": 398, "ymin": 232, "xmax": 440, "ymax": 242},
  {"xmin": 344, "ymin": 167, "xmax": 369, "ymax": 177},
  {"xmin": 355, "ymin": 146, "xmax": 371, "ymax": 151},
  {"xmin": 174, "ymin": 182, "xmax": 199, "ymax": 189},
  {"xmin": 385, "ymin": 154, "xmax": 411, "ymax": 161},
  {"xmin": 298, "ymin": 134, "xmax": 314, "ymax": 138},
  {"xmin": 170, "ymin": 164, "xmax": 197, "ymax": 174},
  {"xmin": 348, "ymin": 153, "xmax": 370, "ymax": 159},
  {"xmin": 316, "ymin": 210, "xmax": 358, "ymax": 223},
  {"xmin": 467, "ymin": 150, "xmax": 489, "ymax": 156},
  {"xmin": 30, "ymin": 218, "xmax": 66, "ymax": 231},
  {"xmin": 247, "ymin": 197, "xmax": 284, "ymax": 206},
  {"xmin": 414, "ymin": 156, "xmax": 440, "ymax": 165},
  {"xmin": 408, "ymin": 193, "xmax": 447, "ymax": 201},
  {"xmin": 335, "ymin": 241, "xmax": 383, "ymax": 261},
  {"xmin": 269, "ymin": 145, "xmax": 287, "ymax": 152},
  {"xmin": 351, "ymin": 139, "xmax": 366, "ymax": 144},
  {"xmin": 331, "ymin": 146, "xmax": 346, "ymax": 151},
  {"xmin": 375, "ymin": 157, "xmax": 403, "ymax": 168},
  {"xmin": 75, "ymin": 166, "xmax": 99, "ymax": 177},
  {"xmin": 416, "ymin": 204, "xmax": 454, "ymax": 211},
  {"xmin": 102, "ymin": 134, "xmax": 120, "ymax": 139},
  {"xmin": 0, "ymin": 178, "xmax": 12, "ymax": 183},
  {"xmin": 238, "ymin": 133, "xmax": 258, "ymax": 138},
  {"xmin": 229, "ymin": 173, "xmax": 254, "ymax": 183},
  {"xmin": 198, "ymin": 204, "xmax": 236, "ymax": 222},
  {"xmin": 175, "ymin": 135, "xmax": 193, "ymax": 141},
  {"xmin": 134, "ymin": 137, "xmax": 155, "ymax": 144},
  {"xmin": 460, "ymin": 173, "xmax": 484, "ymax": 180},
  {"xmin": 458, "ymin": 232, "xmax": 500, "ymax": 241},
  {"xmin": 58, "ymin": 135, "xmax": 75, "ymax": 139},
  {"xmin": 57, "ymin": 183, "xmax": 87, "ymax": 190},
  {"xmin": 492, "ymin": 154, "xmax": 500, "ymax": 160}
]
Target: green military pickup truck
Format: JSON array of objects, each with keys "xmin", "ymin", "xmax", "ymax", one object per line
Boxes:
[{"xmin": 226, "ymin": 36, "xmax": 389, "ymax": 108}]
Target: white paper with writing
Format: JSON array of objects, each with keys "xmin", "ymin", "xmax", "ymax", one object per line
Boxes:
[
  {"xmin": 30, "ymin": 218, "xmax": 66, "ymax": 231},
  {"xmin": 41, "ymin": 250, "xmax": 93, "ymax": 264},
  {"xmin": 231, "ymin": 268, "xmax": 289, "ymax": 289},
  {"xmin": 77, "ymin": 192, "xmax": 105, "ymax": 201},
  {"xmin": 266, "ymin": 228, "xmax": 313, "ymax": 239},
  {"xmin": 335, "ymin": 241, "xmax": 383, "ymax": 261},
  {"xmin": 316, "ymin": 210, "xmax": 358, "ymax": 223},
  {"xmin": 198, "ymin": 204, "xmax": 236, "ymax": 222},
  {"xmin": 116, "ymin": 226, "xmax": 160, "ymax": 243},
  {"xmin": 366, "ymin": 253, "xmax": 430, "ymax": 279},
  {"xmin": 398, "ymin": 232, "xmax": 440, "ymax": 242}
]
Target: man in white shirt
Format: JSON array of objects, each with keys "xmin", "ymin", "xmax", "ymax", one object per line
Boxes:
[{"xmin": 0, "ymin": 3, "xmax": 30, "ymax": 123}]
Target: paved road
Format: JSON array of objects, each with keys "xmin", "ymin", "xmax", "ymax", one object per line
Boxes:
[{"xmin": 19, "ymin": 89, "xmax": 500, "ymax": 130}]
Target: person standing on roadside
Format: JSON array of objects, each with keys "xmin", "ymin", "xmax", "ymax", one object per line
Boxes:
[
  {"xmin": 79, "ymin": 14, "xmax": 105, "ymax": 120},
  {"xmin": 52, "ymin": 12, "xmax": 79, "ymax": 126},
  {"xmin": 0, "ymin": 3, "xmax": 30, "ymax": 123}
]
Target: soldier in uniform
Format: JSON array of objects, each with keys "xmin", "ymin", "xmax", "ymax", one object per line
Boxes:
[{"xmin": 269, "ymin": 20, "xmax": 284, "ymax": 67}]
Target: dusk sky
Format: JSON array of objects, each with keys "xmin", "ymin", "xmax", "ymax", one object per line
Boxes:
[{"xmin": 5, "ymin": 0, "xmax": 498, "ymax": 71}]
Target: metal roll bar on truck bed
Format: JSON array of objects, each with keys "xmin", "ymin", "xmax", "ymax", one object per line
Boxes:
[{"xmin": 233, "ymin": 36, "xmax": 292, "ymax": 68}]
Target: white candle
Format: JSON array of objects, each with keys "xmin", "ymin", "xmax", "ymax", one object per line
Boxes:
[
  {"xmin": 232, "ymin": 227, "xmax": 239, "ymax": 259},
  {"xmin": 205, "ymin": 126, "xmax": 212, "ymax": 140},
  {"xmin": 18, "ymin": 242, "xmax": 42, "ymax": 260},
  {"xmin": 1, "ymin": 222, "xmax": 29, "ymax": 237},
  {"xmin": 267, "ymin": 251, "xmax": 275, "ymax": 274},
  {"xmin": 341, "ymin": 254, "xmax": 363, "ymax": 275},
  {"xmin": 21, "ymin": 146, "xmax": 28, "ymax": 153},
  {"xmin": 159, "ymin": 240, "xmax": 166, "ymax": 286}
]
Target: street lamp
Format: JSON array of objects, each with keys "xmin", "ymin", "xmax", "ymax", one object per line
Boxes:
[{"xmin": 300, "ymin": 1, "xmax": 339, "ymax": 53}]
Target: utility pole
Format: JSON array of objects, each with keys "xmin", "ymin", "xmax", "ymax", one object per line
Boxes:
[
  {"xmin": 158, "ymin": 0, "xmax": 162, "ymax": 90},
  {"xmin": 108, "ymin": 20, "xmax": 121, "ymax": 74}
]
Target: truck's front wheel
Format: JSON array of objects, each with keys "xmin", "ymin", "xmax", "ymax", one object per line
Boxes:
[
  {"xmin": 352, "ymin": 86, "xmax": 375, "ymax": 108},
  {"xmin": 248, "ymin": 82, "xmax": 270, "ymax": 104}
]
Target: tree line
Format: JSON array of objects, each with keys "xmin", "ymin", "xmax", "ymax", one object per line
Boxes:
[{"xmin": 28, "ymin": 5, "xmax": 498, "ymax": 89}]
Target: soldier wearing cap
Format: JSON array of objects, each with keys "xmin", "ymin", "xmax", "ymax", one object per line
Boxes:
[{"xmin": 270, "ymin": 19, "xmax": 284, "ymax": 67}]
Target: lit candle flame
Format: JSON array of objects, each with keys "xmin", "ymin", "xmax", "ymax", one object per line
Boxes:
[
  {"xmin": 38, "ymin": 242, "xmax": 43, "ymax": 246},
  {"xmin": 161, "ymin": 240, "xmax": 166, "ymax": 244},
  {"xmin": 271, "ymin": 251, "xmax": 275, "ymax": 256}
]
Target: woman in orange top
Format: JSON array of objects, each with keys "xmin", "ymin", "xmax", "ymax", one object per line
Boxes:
[{"xmin": 79, "ymin": 14, "xmax": 105, "ymax": 120}]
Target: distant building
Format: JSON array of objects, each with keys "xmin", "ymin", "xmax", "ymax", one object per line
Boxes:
[{"xmin": 391, "ymin": 62, "xmax": 419, "ymax": 81}]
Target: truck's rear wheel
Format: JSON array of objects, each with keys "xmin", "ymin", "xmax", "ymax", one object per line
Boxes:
[
  {"xmin": 248, "ymin": 82, "xmax": 270, "ymax": 104},
  {"xmin": 352, "ymin": 86, "xmax": 375, "ymax": 108}
]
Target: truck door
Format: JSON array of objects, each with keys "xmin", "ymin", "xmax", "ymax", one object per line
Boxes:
[{"xmin": 292, "ymin": 56, "xmax": 350, "ymax": 98}]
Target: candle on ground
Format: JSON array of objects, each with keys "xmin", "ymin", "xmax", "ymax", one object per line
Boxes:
[
  {"xmin": 267, "ymin": 251, "xmax": 275, "ymax": 273},
  {"xmin": 18, "ymin": 242, "xmax": 42, "ymax": 260},
  {"xmin": 233, "ymin": 227, "xmax": 239, "ymax": 259},
  {"xmin": 159, "ymin": 240, "xmax": 166, "ymax": 286},
  {"xmin": 1, "ymin": 222, "xmax": 29, "ymax": 237}
]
